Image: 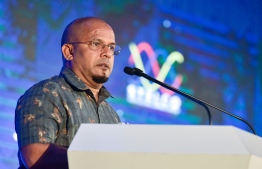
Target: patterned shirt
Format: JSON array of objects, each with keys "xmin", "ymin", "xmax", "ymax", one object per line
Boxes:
[{"xmin": 15, "ymin": 67, "xmax": 120, "ymax": 161}]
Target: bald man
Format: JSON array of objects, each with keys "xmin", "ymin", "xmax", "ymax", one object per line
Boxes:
[{"xmin": 15, "ymin": 17, "xmax": 121, "ymax": 169}]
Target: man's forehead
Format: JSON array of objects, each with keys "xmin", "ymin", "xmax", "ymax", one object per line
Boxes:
[
  {"xmin": 87, "ymin": 28, "xmax": 115, "ymax": 41},
  {"xmin": 69, "ymin": 19, "xmax": 115, "ymax": 42},
  {"xmin": 81, "ymin": 20, "xmax": 112, "ymax": 32}
]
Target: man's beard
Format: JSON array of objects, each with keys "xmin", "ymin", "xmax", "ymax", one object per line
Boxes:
[{"xmin": 92, "ymin": 75, "xmax": 109, "ymax": 84}]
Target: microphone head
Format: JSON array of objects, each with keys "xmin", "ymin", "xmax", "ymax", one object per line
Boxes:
[
  {"xmin": 124, "ymin": 66, "xmax": 144, "ymax": 77},
  {"xmin": 133, "ymin": 68, "xmax": 143, "ymax": 76},
  {"xmin": 124, "ymin": 66, "xmax": 135, "ymax": 75}
]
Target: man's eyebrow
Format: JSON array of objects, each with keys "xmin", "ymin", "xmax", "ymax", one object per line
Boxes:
[{"xmin": 92, "ymin": 38, "xmax": 116, "ymax": 45}]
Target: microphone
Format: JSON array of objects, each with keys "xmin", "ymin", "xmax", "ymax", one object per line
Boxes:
[
  {"xmin": 124, "ymin": 67, "xmax": 143, "ymax": 76},
  {"xmin": 124, "ymin": 66, "xmax": 212, "ymax": 125},
  {"xmin": 124, "ymin": 66, "xmax": 256, "ymax": 135}
]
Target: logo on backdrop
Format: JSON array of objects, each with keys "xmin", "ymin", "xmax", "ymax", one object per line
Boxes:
[{"xmin": 126, "ymin": 42, "xmax": 184, "ymax": 115}]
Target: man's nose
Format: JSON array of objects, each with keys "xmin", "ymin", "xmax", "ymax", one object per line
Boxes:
[{"xmin": 101, "ymin": 45, "xmax": 113, "ymax": 58}]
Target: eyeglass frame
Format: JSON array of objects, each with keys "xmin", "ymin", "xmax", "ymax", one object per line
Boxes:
[{"xmin": 68, "ymin": 40, "xmax": 121, "ymax": 56}]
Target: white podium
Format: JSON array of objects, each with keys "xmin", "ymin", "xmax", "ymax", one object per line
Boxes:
[{"xmin": 68, "ymin": 124, "xmax": 262, "ymax": 169}]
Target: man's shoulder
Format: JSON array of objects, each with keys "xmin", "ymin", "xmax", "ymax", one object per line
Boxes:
[
  {"xmin": 22, "ymin": 75, "xmax": 66, "ymax": 97},
  {"xmin": 15, "ymin": 75, "xmax": 67, "ymax": 115},
  {"xmin": 33, "ymin": 75, "xmax": 63, "ymax": 88}
]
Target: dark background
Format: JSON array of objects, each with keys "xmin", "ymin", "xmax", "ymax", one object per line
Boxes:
[{"xmin": 0, "ymin": 0, "xmax": 261, "ymax": 168}]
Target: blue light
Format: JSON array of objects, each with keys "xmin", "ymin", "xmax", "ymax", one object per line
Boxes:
[{"xmin": 163, "ymin": 20, "xmax": 171, "ymax": 28}]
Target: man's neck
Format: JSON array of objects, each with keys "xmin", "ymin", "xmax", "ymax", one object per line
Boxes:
[
  {"xmin": 87, "ymin": 85, "xmax": 100, "ymax": 102},
  {"xmin": 88, "ymin": 86, "xmax": 100, "ymax": 94}
]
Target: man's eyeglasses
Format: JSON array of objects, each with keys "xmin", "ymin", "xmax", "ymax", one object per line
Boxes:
[{"xmin": 69, "ymin": 41, "xmax": 121, "ymax": 56}]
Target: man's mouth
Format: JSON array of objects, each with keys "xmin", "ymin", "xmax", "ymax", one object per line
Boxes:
[{"xmin": 97, "ymin": 63, "xmax": 110, "ymax": 70}]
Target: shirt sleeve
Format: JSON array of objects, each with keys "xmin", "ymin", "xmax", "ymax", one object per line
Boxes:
[{"xmin": 15, "ymin": 82, "xmax": 63, "ymax": 149}]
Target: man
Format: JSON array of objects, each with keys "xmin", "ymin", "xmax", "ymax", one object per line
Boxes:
[{"xmin": 15, "ymin": 17, "xmax": 121, "ymax": 169}]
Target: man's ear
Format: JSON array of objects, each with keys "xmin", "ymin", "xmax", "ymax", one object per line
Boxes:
[{"xmin": 62, "ymin": 44, "xmax": 73, "ymax": 61}]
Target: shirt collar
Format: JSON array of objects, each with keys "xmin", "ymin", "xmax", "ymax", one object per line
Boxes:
[{"xmin": 60, "ymin": 67, "xmax": 112, "ymax": 98}]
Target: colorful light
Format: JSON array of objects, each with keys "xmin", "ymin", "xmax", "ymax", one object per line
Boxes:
[{"xmin": 128, "ymin": 42, "xmax": 184, "ymax": 94}]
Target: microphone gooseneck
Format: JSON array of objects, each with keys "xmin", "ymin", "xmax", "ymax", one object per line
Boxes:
[{"xmin": 123, "ymin": 66, "xmax": 256, "ymax": 135}]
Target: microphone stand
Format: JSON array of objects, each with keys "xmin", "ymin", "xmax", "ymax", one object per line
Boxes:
[{"xmin": 124, "ymin": 67, "xmax": 256, "ymax": 135}]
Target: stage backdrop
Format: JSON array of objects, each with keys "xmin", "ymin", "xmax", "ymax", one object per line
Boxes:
[{"xmin": 0, "ymin": 0, "xmax": 261, "ymax": 168}]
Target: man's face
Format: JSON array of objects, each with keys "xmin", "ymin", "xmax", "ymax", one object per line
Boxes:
[{"xmin": 69, "ymin": 21, "xmax": 116, "ymax": 86}]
